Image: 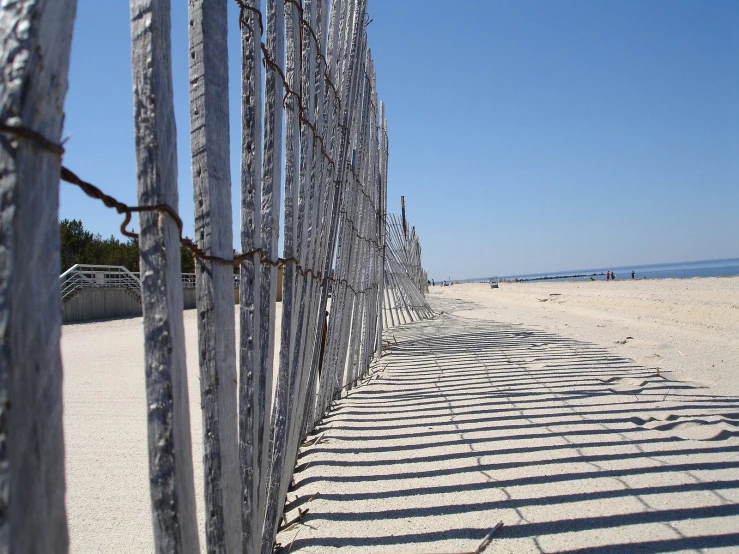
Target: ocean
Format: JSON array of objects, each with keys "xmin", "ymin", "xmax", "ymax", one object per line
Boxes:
[{"xmin": 495, "ymin": 258, "xmax": 739, "ymax": 283}]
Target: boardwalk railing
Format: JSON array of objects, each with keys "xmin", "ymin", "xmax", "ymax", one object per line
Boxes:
[
  {"xmin": 60, "ymin": 264, "xmax": 198, "ymax": 301},
  {"xmin": 58, "ymin": 264, "xmax": 205, "ymax": 302},
  {"xmin": 60, "ymin": 264, "xmax": 143, "ymax": 301},
  {"xmin": 0, "ymin": 1, "xmax": 429, "ymax": 553}
]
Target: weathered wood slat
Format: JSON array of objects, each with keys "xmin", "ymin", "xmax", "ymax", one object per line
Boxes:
[
  {"xmin": 295, "ymin": 0, "xmax": 330, "ymax": 444},
  {"xmin": 310, "ymin": 0, "xmax": 346, "ymax": 427},
  {"xmin": 258, "ymin": 0, "xmax": 284, "ymax": 422},
  {"xmin": 280, "ymin": 0, "xmax": 316, "ymax": 488},
  {"xmin": 259, "ymin": 0, "xmax": 286, "ymax": 550},
  {"xmin": 187, "ymin": 1, "xmax": 240, "ymax": 552},
  {"xmin": 318, "ymin": 3, "xmax": 369, "ymax": 413},
  {"xmin": 238, "ymin": 1, "xmax": 263, "ymax": 552},
  {"xmin": 375, "ymin": 107, "xmax": 389, "ymax": 339},
  {"xmin": 336, "ymin": 60, "xmax": 373, "ymax": 390},
  {"xmin": 268, "ymin": 0, "xmax": 300, "ymax": 546},
  {"xmin": 0, "ymin": 1, "xmax": 76, "ymax": 552},
  {"xmin": 130, "ymin": 2, "xmax": 200, "ymax": 552}
]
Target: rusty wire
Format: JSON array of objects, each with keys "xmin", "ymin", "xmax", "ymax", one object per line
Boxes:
[
  {"xmin": 261, "ymin": 43, "xmax": 339, "ymax": 174},
  {"xmin": 0, "ymin": 122, "xmax": 384, "ymax": 299},
  {"xmin": 0, "ymin": 122, "xmax": 66, "ymax": 155},
  {"xmin": 1, "ymin": 0, "xmax": 385, "ymax": 300},
  {"xmin": 234, "ymin": 0, "xmax": 264, "ymax": 35}
]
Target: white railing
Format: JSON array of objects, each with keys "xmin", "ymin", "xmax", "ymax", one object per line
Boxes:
[
  {"xmin": 130, "ymin": 271, "xmax": 198, "ymax": 289},
  {"xmin": 60, "ymin": 264, "xmax": 143, "ymax": 301},
  {"xmin": 60, "ymin": 264, "xmax": 201, "ymax": 302}
]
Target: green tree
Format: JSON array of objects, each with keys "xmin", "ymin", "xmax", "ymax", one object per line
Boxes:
[
  {"xmin": 60, "ymin": 219, "xmax": 195, "ymax": 274},
  {"xmin": 59, "ymin": 219, "xmax": 93, "ymax": 271},
  {"xmin": 181, "ymin": 244, "xmax": 195, "ymax": 273}
]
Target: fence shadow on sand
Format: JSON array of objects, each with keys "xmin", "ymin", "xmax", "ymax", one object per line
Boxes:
[{"xmin": 277, "ymin": 313, "xmax": 739, "ymax": 553}]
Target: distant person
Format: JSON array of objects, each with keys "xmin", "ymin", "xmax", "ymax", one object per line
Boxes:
[
  {"xmin": 631, "ymin": 270, "xmax": 635, "ymax": 279},
  {"xmin": 606, "ymin": 271, "xmax": 610, "ymax": 280},
  {"xmin": 432, "ymin": 279, "xmax": 435, "ymax": 286},
  {"xmin": 612, "ymin": 271, "xmax": 616, "ymax": 280}
]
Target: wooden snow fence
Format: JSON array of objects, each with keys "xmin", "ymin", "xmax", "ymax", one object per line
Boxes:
[
  {"xmin": 382, "ymin": 212, "xmax": 434, "ymax": 328},
  {"xmin": 0, "ymin": 0, "xmax": 432, "ymax": 553}
]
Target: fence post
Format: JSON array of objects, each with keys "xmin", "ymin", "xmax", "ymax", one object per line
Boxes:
[
  {"xmin": 130, "ymin": 1, "xmax": 199, "ymax": 551},
  {"xmin": 188, "ymin": 0, "xmax": 240, "ymax": 552},
  {"xmin": 0, "ymin": 2, "xmax": 76, "ymax": 552}
]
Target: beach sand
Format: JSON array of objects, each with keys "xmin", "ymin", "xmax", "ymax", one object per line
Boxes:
[
  {"xmin": 62, "ymin": 304, "xmax": 282, "ymax": 553},
  {"xmin": 276, "ymin": 278, "xmax": 739, "ymax": 552},
  {"xmin": 430, "ymin": 278, "xmax": 739, "ymax": 397},
  {"xmin": 62, "ymin": 278, "xmax": 739, "ymax": 552}
]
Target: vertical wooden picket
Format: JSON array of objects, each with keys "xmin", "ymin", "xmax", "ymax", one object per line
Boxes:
[
  {"xmin": 375, "ymin": 106, "xmax": 389, "ymax": 354},
  {"xmin": 237, "ymin": 1, "xmax": 263, "ymax": 552},
  {"xmin": 188, "ymin": 0, "xmax": 240, "ymax": 552},
  {"xmin": 130, "ymin": 1, "xmax": 199, "ymax": 551},
  {"xmin": 0, "ymin": 1, "xmax": 76, "ymax": 552},
  {"xmin": 260, "ymin": 0, "xmax": 286, "ymax": 551},
  {"xmin": 268, "ymin": 0, "xmax": 300, "ymax": 544}
]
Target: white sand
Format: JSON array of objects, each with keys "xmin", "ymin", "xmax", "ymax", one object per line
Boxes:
[
  {"xmin": 275, "ymin": 278, "xmax": 739, "ymax": 552},
  {"xmin": 62, "ymin": 305, "xmax": 281, "ymax": 553},
  {"xmin": 62, "ymin": 278, "xmax": 739, "ymax": 552},
  {"xmin": 430, "ymin": 278, "xmax": 739, "ymax": 397}
]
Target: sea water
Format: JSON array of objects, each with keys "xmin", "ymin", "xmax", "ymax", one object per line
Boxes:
[{"xmin": 500, "ymin": 258, "xmax": 739, "ymax": 282}]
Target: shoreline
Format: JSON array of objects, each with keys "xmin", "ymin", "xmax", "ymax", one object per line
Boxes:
[{"xmin": 462, "ymin": 273, "xmax": 739, "ymax": 284}]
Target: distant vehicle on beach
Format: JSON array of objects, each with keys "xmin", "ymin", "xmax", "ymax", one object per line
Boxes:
[{"xmin": 489, "ymin": 277, "xmax": 499, "ymax": 289}]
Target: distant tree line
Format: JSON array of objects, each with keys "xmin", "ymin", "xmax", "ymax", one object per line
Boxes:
[{"xmin": 59, "ymin": 219, "xmax": 195, "ymax": 274}]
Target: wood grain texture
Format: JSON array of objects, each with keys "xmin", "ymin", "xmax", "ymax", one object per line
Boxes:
[
  {"xmin": 130, "ymin": 1, "xmax": 199, "ymax": 551},
  {"xmin": 268, "ymin": 0, "xmax": 300, "ymax": 546},
  {"xmin": 284, "ymin": 0, "xmax": 317, "ymax": 497},
  {"xmin": 310, "ymin": 0, "xmax": 345, "ymax": 427},
  {"xmin": 295, "ymin": 0, "xmax": 329, "ymax": 445},
  {"xmin": 187, "ymin": 1, "xmax": 239, "ymax": 552},
  {"xmin": 315, "ymin": 0, "xmax": 368, "ymax": 420},
  {"xmin": 375, "ymin": 105, "xmax": 388, "ymax": 350},
  {"xmin": 238, "ymin": 1, "xmax": 263, "ymax": 552},
  {"xmin": 269, "ymin": 0, "xmax": 300, "ymax": 545},
  {"xmin": 0, "ymin": 1, "xmax": 76, "ymax": 551},
  {"xmin": 259, "ymin": 0, "xmax": 285, "ymax": 551}
]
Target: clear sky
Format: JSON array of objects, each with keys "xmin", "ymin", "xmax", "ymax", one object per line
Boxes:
[{"xmin": 62, "ymin": 1, "xmax": 739, "ymax": 279}]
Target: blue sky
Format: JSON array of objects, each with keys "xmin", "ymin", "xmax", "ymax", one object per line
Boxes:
[{"xmin": 62, "ymin": 1, "xmax": 739, "ymax": 279}]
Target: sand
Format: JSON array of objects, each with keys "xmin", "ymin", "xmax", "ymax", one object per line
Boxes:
[
  {"xmin": 275, "ymin": 278, "xmax": 739, "ymax": 552},
  {"xmin": 62, "ymin": 278, "xmax": 739, "ymax": 552},
  {"xmin": 62, "ymin": 305, "xmax": 282, "ymax": 553},
  {"xmin": 430, "ymin": 278, "xmax": 739, "ymax": 398}
]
